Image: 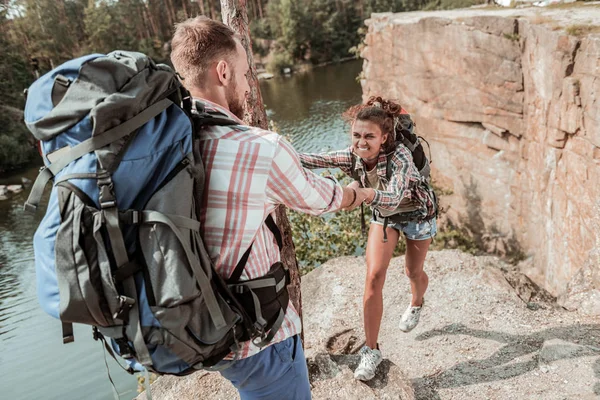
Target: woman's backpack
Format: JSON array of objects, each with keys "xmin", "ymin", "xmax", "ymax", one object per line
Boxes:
[{"xmin": 391, "ymin": 113, "xmax": 431, "ymax": 180}]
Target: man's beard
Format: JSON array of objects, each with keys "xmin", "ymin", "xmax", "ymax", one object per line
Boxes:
[{"xmin": 226, "ymin": 77, "xmax": 245, "ymax": 120}]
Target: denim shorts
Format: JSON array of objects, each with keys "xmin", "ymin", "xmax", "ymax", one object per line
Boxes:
[{"xmin": 371, "ymin": 216, "xmax": 437, "ymax": 241}]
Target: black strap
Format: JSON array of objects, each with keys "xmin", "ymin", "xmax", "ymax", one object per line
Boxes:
[
  {"xmin": 419, "ymin": 135, "xmax": 433, "ymax": 165},
  {"xmin": 264, "ymin": 214, "xmax": 282, "ymax": 249},
  {"xmin": 360, "ymin": 203, "xmax": 367, "ymax": 238},
  {"xmin": 112, "ymin": 261, "xmax": 142, "ymax": 282},
  {"xmin": 228, "ymin": 215, "xmax": 282, "ymax": 283},
  {"xmin": 350, "ymin": 154, "xmax": 360, "ymax": 182},
  {"xmin": 51, "ymin": 75, "xmax": 71, "ymax": 106},
  {"xmin": 382, "ymin": 217, "xmax": 389, "ymax": 243},
  {"xmin": 193, "ymin": 100, "xmax": 240, "ymax": 128},
  {"xmin": 386, "ymin": 155, "xmax": 393, "ymax": 181},
  {"xmin": 93, "ymin": 327, "xmax": 135, "ymax": 375},
  {"xmin": 62, "ymin": 322, "xmax": 74, "ymax": 344}
]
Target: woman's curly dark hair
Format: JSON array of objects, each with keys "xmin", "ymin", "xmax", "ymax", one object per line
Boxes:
[{"xmin": 342, "ymin": 96, "xmax": 406, "ymax": 153}]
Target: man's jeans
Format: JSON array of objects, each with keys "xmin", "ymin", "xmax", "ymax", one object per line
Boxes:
[{"xmin": 219, "ymin": 335, "xmax": 311, "ymax": 400}]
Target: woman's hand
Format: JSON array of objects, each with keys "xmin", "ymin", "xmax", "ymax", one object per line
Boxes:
[{"xmin": 341, "ymin": 182, "xmax": 375, "ymax": 211}]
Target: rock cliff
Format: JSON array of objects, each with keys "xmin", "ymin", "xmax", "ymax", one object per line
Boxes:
[{"xmin": 360, "ymin": 5, "xmax": 600, "ymax": 311}]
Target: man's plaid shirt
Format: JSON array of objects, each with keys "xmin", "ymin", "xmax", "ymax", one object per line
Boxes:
[
  {"xmin": 299, "ymin": 146, "xmax": 436, "ymax": 221},
  {"xmin": 194, "ymin": 99, "xmax": 343, "ymax": 359}
]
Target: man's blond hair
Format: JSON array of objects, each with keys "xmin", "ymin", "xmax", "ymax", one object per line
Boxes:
[{"xmin": 170, "ymin": 16, "xmax": 238, "ymax": 90}]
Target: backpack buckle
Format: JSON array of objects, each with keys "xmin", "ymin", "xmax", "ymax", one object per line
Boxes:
[
  {"xmin": 112, "ymin": 295, "xmax": 135, "ymax": 322},
  {"xmin": 114, "ymin": 337, "xmax": 135, "ymax": 359},
  {"xmin": 99, "ymin": 184, "xmax": 116, "ymax": 209}
]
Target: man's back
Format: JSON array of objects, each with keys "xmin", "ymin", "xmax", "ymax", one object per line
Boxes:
[{"xmin": 194, "ymin": 99, "xmax": 343, "ymax": 358}]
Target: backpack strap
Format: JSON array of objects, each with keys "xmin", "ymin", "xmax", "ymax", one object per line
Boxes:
[
  {"xmin": 386, "ymin": 154, "xmax": 393, "ymax": 181},
  {"xmin": 24, "ymin": 98, "xmax": 173, "ymax": 214},
  {"xmin": 228, "ymin": 214, "xmax": 282, "ymax": 284},
  {"xmin": 252, "ymin": 308, "xmax": 285, "ymax": 348},
  {"xmin": 350, "ymin": 153, "xmax": 360, "ymax": 182},
  {"xmin": 62, "ymin": 321, "xmax": 74, "ymax": 344},
  {"xmin": 97, "ymin": 173, "xmax": 153, "ymax": 366},
  {"xmin": 350, "ymin": 154, "xmax": 368, "ymax": 237},
  {"xmin": 193, "ymin": 100, "xmax": 241, "ymax": 129}
]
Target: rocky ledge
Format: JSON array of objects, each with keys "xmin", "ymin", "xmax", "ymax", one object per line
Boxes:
[{"xmin": 137, "ymin": 250, "xmax": 600, "ymax": 399}]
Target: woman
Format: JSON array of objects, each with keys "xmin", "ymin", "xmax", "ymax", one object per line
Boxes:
[{"xmin": 299, "ymin": 96, "xmax": 438, "ymax": 381}]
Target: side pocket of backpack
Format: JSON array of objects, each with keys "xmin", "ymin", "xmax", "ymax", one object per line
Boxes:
[
  {"xmin": 54, "ymin": 183, "xmax": 120, "ymax": 327},
  {"xmin": 138, "ymin": 155, "xmax": 242, "ymax": 369}
]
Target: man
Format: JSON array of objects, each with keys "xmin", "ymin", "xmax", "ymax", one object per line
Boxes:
[{"xmin": 170, "ymin": 16, "xmax": 360, "ymax": 400}]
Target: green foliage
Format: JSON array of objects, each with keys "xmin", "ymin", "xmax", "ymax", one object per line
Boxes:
[
  {"xmin": 266, "ymin": 51, "xmax": 294, "ymax": 74},
  {"xmin": 262, "ymin": 0, "xmax": 486, "ymax": 74},
  {"xmin": 288, "ymin": 171, "xmax": 368, "ymax": 273},
  {"xmin": 288, "ymin": 171, "xmax": 407, "ymax": 274},
  {"xmin": 250, "ymin": 16, "xmax": 272, "ymax": 39},
  {"xmin": 503, "ymin": 32, "xmax": 520, "ymax": 41},
  {"xmin": 0, "ymin": 10, "xmax": 32, "ymax": 109},
  {"xmin": 431, "ymin": 223, "xmax": 480, "ymax": 255},
  {"xmin": 0, "ymin": 106, "xmax": 38, "ymax": 172}
]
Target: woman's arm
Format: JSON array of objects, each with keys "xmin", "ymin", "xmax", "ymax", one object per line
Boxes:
[
  {"xmin": 363, "ymin": 146, "xmax": 421, "ymax": 211},
  {"xmin": 298, "ymin": 148, "xmax": 354, "ymax": 173}
]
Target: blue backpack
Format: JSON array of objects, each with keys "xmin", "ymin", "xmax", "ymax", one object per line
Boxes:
[{"xmin": 23, "ymin": 51, "xmax": 292, "ymax": 388}]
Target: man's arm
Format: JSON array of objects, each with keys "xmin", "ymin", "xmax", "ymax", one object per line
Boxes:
[{"xmin": 266, "ymin": 137, "xmax": 358, "ymax": 214}]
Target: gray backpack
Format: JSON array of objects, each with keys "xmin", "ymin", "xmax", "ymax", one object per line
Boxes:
[{"xmin": 24, "ymin": 51, "xmax": 290, "ymax": 387}]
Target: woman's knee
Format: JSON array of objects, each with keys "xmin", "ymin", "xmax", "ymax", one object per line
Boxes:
[
  {"xmin": 366, "ymin": 268, "xmax": 387, "ymax": 290},
  {"xmin": 404, "ymin": 266, "xmax": 424, "ymax": 280}
]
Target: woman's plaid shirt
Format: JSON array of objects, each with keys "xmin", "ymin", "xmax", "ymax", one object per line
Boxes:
[
  {"xmin": 195, "ymin": 99, "xmax": 343, "ymax": 359},
  {"xmin": 299, "ymin": 146, "xmax": 436, "ymax": 220}
]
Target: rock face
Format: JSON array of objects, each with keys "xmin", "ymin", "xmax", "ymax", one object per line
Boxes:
[
  {"xmin": 361, "ymin": 6, "xmax": 600, "ymax": 311},
  {"xmin": 138, "ymin": 251, "xmax": 600, "ymax": 400}
]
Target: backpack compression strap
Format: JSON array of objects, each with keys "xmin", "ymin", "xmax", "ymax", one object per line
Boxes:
[
  {"xmin": 226, "ymin": 214, "xmax": 288, "ymax": 348},
  {"xmin": 24, "ymin": 98, "xmax": 173, "ymax": 213}
]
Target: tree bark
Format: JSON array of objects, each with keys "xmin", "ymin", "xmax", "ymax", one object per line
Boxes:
[
  {"xmin": 256, "ymin": 0, "xmax": 263, "ymax": 19},
  {"xmin": 181, "ymin": 0, "xmax": 190, "ymax": 18},
  {"xmin": 209, "ymin": 0, "xmax": 216, "ymax": 20},
  {"xmin": 143, "ymin": 3, "xmax": 159, "ymax": 39},
  {"xmin": 220, "ymin": 0, "xmax": 304, "ymax": 345}
]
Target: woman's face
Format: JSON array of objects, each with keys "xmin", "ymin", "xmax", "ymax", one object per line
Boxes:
[{"xmin": 351, "ymin": 119, "xmax": 388, "ymax": 161}]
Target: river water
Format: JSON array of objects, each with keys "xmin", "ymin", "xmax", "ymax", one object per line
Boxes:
[{"xmin": 0, "ymin": 60, "xmax": 362, "ymax": 400}]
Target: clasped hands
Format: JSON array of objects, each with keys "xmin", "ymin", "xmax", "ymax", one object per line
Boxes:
[{"xmin": 342, "ymin": 180, "xmax": 375, "ymax": 211}]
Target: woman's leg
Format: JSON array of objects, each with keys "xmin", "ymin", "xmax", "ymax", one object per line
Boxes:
[
  {"xmin": 363, "ymin": 222, "xmax": 400, "ymax": 349},
  {"xmin": 404, "ymin": 237, "xmax": 432, "ymax": 307}
]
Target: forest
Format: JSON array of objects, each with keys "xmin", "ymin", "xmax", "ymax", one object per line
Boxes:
[{"xmin": 0, "ymin": 0, "xmax": 482, "ymax": 171}]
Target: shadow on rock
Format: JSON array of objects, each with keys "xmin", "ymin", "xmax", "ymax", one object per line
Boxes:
[
  {"xmin": 412, "ymin": 323, "xmax": 600, "ymax": 400},
  {"xmin": 307, "ymin": 328, "xmax": 414, "ymax": 398}
]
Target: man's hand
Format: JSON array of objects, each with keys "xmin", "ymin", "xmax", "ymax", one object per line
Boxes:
[
  {"xmin": 347, "ymin": 180, "xmax": 361, "ymax": 191},
  {"xmin": 341, "ymin": 181, "xmax": 375, "ymax": 211}
]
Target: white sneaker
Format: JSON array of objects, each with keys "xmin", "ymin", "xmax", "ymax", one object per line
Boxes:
[
  {"xmin": 399, "ymin": 298, "xmax": 424, "ymax": 332},
  {"xmin": 354, "ymin": 345, "xmax": 383, "ymax": 381}
]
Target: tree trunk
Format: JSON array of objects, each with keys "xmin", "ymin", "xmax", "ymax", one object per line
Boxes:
[
  {"xmin": 257, "ymin": 0, "xmax": 263, "ymax": 19},
  {"xmin": 209, "ymin": 0, "xmax": 216, "ymax": 20},
  {"xmin": 163, "ymin": 0, "xmax": 175, "ymax": 29},
  {"xmin": 181, "ymin": 0, "xmax": 190, "ymax": 19},
  {"xmin": 220, "ymin": 0, "xmax": 304, "ymax": 345},
  {"xmin": 143, "ymin": 3, "xmax": 159, "ymax": 38}
]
